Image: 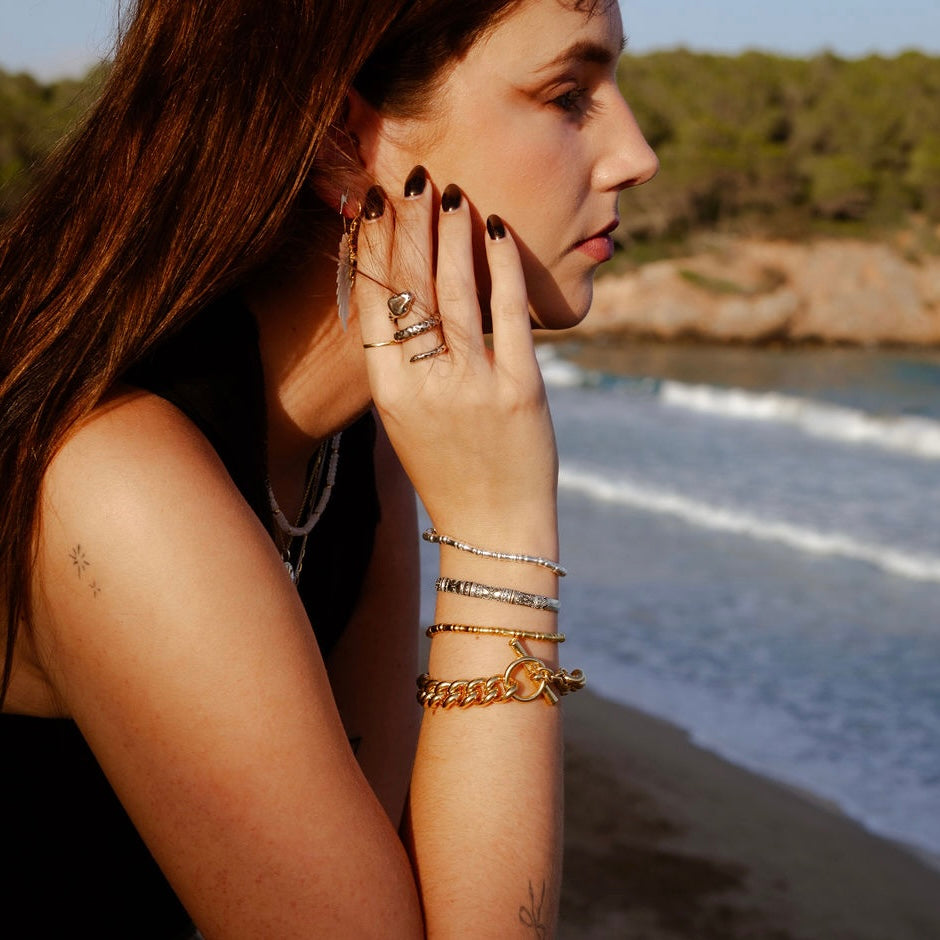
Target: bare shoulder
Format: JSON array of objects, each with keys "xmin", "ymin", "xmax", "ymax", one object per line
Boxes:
[
  {"xmin": 33, "ymin": 386, "xmax": 287, "ymax": 706},
  {"xmin": 29, "ymin": 391, "xmax": 422, "ymax": 934},
  {"xmin": 43, "ymin": 386, "xmax": 230, "ymax": 519}
]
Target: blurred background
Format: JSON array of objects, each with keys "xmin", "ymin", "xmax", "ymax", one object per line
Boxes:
[{"xmin": 3, "ymin": 1, "xmax": 939, "ymax": 935}]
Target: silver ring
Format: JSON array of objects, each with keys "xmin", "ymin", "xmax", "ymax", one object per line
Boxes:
[
  {"xmin": 394, "ymin": 318, "xmax": 440, "ymax": 343},
  {"xmin": 387, "ymin": 291, "xmax": 416, "ymax": 321},
  {"xmin": 410, "ymin": 343, "xmax": 448, "ymax": 363}
]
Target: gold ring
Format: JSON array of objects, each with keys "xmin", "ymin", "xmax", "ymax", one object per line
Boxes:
[{"xmin": 362, "ymin": 340, "xmax": 399, "ymax": 349}]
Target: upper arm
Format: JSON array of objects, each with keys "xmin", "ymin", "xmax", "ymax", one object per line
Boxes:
[
  {"xmin": 32, "ymin": 392, "xmax": 422, "ymax": 938},
  {"xmin": 327, "ymin": 414, "xmax": 421, "ymax": 827}
]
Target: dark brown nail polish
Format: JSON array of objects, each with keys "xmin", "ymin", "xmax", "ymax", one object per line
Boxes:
[
  {"xmin": 441, "ymin": 183, "xmax": 462, "ymax": 213},
  {"xmin": 404, "ymin": 165, "xmax": 427, "ymax": 198},
  {"xmin": 363, "ymin": 185, "xmax": 386, "ymax": 220},
  {"xmin": 486, "ymin": 214, "xmax": 506, "ymax": 240}
]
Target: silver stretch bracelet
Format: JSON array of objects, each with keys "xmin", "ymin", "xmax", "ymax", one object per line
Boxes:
[
  {"xmin": 435, "ymin": 577, "xmax": 560, "ymax": 613},
  {"xmin": 422, "ymin": 527, "xmax": 567, "ymax": 577}
]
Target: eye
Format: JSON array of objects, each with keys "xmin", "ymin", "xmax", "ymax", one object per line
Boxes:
[{"xmin": 551, "ymin": 87, "xmax": 588, "ymax": 114}]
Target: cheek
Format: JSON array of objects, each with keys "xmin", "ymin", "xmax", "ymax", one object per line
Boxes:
[{"xmin": 435, "ymin": 107, "xmax": 572, "ymax": 219}]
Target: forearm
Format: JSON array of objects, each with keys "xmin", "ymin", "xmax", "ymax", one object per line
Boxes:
[{"xmin": 407, "ymin": 515, "xmax": 566, "ymax": 938}]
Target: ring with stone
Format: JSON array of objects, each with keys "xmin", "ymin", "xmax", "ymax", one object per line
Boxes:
[{"xmin": 387, "ymin": 291, "xmax": 416, "ymax": 321}]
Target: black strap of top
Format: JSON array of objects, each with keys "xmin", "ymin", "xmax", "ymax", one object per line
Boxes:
[{"xmin": 126, "ymin": 296, "xmax": 380, "ymax": 654}]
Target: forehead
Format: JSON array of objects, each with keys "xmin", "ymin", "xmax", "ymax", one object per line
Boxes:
[{"xmin": 469, "ymin": 0, "xmax": 624, "ymax": 73}]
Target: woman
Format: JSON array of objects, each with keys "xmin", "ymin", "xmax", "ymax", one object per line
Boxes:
[{"xmin": 0, "ymin": 0, "xmax": 656, "ymax": 935}]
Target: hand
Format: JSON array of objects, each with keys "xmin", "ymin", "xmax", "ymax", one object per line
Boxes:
[{"xmin": 354, "ymin": 175, "xmax": 558, "ymax": 549}]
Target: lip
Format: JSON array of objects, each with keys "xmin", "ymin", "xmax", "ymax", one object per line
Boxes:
[{"xmin": 573, "ymin": 220, "xmax": 619, "ymax": 263}]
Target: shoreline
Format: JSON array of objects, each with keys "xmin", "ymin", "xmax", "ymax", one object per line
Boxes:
[
  {"xmin": 560, "ymin": 690, "xmax": 940, "ymax": 939},
  {"xmin": 550, "ymin": 236, "xmax": 940, "ymax": 348}
]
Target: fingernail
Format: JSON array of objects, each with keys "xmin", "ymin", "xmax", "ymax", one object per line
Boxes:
[
  {"xmin": 441, "ymin": 183, "xmax": 462, "ymax": 213},
  {"xmin": 486, "ymin": 214, "xmax": 506, "ymax": 240},
  {"xmin": 363, "ymin": 185, "xmax": 386, "ymax": 220},
  {"xmin": 404, "ymin": 165, "xmax": 427, "ymax": 198}
]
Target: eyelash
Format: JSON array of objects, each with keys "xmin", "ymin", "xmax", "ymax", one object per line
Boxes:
[{"xmin": 551, "ymin": 87, "xmax": 588, "ymax": 114}]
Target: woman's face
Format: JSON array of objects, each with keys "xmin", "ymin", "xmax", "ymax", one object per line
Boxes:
[{"xmin": 370, "ymin": 0, "xmax": 658, "ymax": 329}]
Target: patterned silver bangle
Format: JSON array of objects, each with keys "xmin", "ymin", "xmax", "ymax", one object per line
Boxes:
[
  {"xmin": 435, "ymin": 577, "xmax": 560, "ymax": 613},
  {"xmin": 423, "ymin": 527, "xmax": 567, "ymax": 577}
]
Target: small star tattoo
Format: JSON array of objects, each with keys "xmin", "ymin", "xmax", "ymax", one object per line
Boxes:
[
  {"xmin": 89, "ymin": 580, "xmax": 101, "ymax": 599},
  {"xmin": 69, "ymin": 545, "xmax": 90, "ymax": 579}
]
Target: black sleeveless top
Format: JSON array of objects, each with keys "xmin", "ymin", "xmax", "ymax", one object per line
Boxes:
[{"xmin": 1, "ymin": 298, "xmax": 380, "ymax": 938}]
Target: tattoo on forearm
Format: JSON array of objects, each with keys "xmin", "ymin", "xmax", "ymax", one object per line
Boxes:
[
  {"xmin": 69, "ymin": 545, "xmax": 101, "ymax": 599},
  {"xmin": 519, "ymin": 880, "xmax": 548, "ymax": 938}
]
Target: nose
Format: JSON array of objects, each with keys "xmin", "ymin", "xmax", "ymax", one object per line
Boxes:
[{"xmin": 593, "ymin": 94, "xmax": 659, "ymax": 193}]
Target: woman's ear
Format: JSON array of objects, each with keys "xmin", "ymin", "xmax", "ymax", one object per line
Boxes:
[
  {"xmin": 345, "ymin": 88, "xmax": 383, "ymax": 175},
  {"xmin": 346, "ymin": 87, "xmax": 421, "ymax": 184},
  {"xmin": 311, "ymin": 89, "xmax": 413, "ymax": 212},
  {"xmin": 309, "ymin": 92, "xmax": 375, "ymax": 214}
]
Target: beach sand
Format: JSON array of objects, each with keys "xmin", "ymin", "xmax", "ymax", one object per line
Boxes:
[{"xmin": 559, "ymin": 691, "xmax": 940, "ymax": 939}]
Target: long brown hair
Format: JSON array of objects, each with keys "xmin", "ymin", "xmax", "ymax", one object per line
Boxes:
[{"xmin": 0, "ymin": 0, "xmax": 611, "ymax": 703}]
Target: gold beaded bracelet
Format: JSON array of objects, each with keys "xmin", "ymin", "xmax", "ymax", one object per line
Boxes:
[
  {"xmin": 425, "ymin": 623, "xmax": 566, "ymax": 643},
  {"xmin": 417, "ymin": 639, "xmax": 586, "ymax": 709}
]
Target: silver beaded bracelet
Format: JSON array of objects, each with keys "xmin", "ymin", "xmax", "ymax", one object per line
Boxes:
[
  {"xmin": 435, "ymin": 576, "xmax": 560, "ymax": 613},
  {"xmin": 422, "ymin": 527, "xmax": 567, "ymax": 577}
]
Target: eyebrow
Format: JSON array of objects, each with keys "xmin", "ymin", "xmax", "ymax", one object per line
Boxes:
[{"xmin": 535, "ymin": 34, "xmax": 627, "ymax": 72}]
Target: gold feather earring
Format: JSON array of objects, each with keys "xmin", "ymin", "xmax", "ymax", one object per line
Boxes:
[{"xmin": 336, "ymin": 190, "xmax": 361, "ymax": 331}]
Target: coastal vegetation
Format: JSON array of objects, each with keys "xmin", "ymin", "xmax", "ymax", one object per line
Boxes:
[
  {"xmin": 0, "ymin": 63, "xmax": 107, "ymax": 216},
  {"xmin": 1, "ymin": 50, "xmax": 938, "ymax": 254},
  {"xmin": 617, "ymin": 49, "xmax": 940, "ymax": 258}
]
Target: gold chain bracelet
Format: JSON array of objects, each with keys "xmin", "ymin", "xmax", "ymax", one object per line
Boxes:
[{"xmin": 417, "ymin": 639, "xmax": 586, "ymax": 709}]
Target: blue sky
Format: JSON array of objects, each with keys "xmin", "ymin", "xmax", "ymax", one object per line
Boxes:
[{"xmin": 2, "ymin": 0, "xmax": 938, "ymax": 79}]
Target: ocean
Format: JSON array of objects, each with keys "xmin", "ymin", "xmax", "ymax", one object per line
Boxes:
[
  {"xmin": 538, "ymin": 338, "xmax": 940, "ymax": 864},
  {"xmin": 422, "ymin": 338, "xmax": 940, "ymax": 865}
]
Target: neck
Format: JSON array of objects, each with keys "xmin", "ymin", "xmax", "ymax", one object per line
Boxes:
[{"xmin": 245, "ymin": 246, "xmax": 372, "ymax": 517}]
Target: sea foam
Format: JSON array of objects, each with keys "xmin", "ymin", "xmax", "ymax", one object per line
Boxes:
[
  {"xmin": 536, "ymin": 346, "xmax": 940, "ymax": 461},
  {"xmin": 662, "ymin": 381, "xmax": 940, "ymax": 460},
  {"xmin": 558, "ymin": 464, "xmax": 940, "ymax": 583}
]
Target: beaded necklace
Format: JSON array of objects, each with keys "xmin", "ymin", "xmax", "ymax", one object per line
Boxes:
[{"xmin": 266, "ymin": 431, "xmax": 342, "ymax": 584}]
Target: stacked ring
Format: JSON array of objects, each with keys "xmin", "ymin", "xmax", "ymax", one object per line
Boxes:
[
  {"xmin": 387, "ymin": 291, "xmax": 415, "ymax": 320},
  {"xmin": 393, "ymin": 318, "xmax": 439, "ymax": 342},
  {"xmin": 410, "ymin": 343, "xmax": 448, "ymax": 363},
  {"xmin": 362, "ymin": 290, "xmax": 448, "ymax": 363}
]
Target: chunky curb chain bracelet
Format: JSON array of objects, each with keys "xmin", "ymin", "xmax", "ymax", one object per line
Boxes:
[{"xmin": 417, "ymin": 639, "xmax": 586, "ymax": 709}]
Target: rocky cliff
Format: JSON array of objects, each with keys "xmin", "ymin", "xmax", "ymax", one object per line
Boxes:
[{"xmin": 576, "ymin": 238, "xmax": 940, "ymax": 346}]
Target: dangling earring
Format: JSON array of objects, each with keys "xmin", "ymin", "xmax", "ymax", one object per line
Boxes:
[{"xmin": 336, "ymin": 190, "xmax": 361, "ymax": 331}]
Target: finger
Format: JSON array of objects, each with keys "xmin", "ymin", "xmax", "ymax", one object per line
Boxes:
[
  {"xmin": 390, "ymin": 166, "xmax": 434, "ymax": 321},
  {"xmin": 483, "ymin": 215, "xmax": 538, "ymax": 376},
  {"xmin": 356, "ymin": 185, "xmax": 399, "ymax": 371},
  {"xmin": 386, "ymin": 167, "xmax": 446, "ymax": 364},
  {"xmin": 434, "ymin": 184, "xmax": 486, "ymax": 360}
]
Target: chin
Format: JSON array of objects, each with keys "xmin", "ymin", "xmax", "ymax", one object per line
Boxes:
[{"xmin": 529, "ymin": 277, "xmax": 595, "ymax": 331}]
